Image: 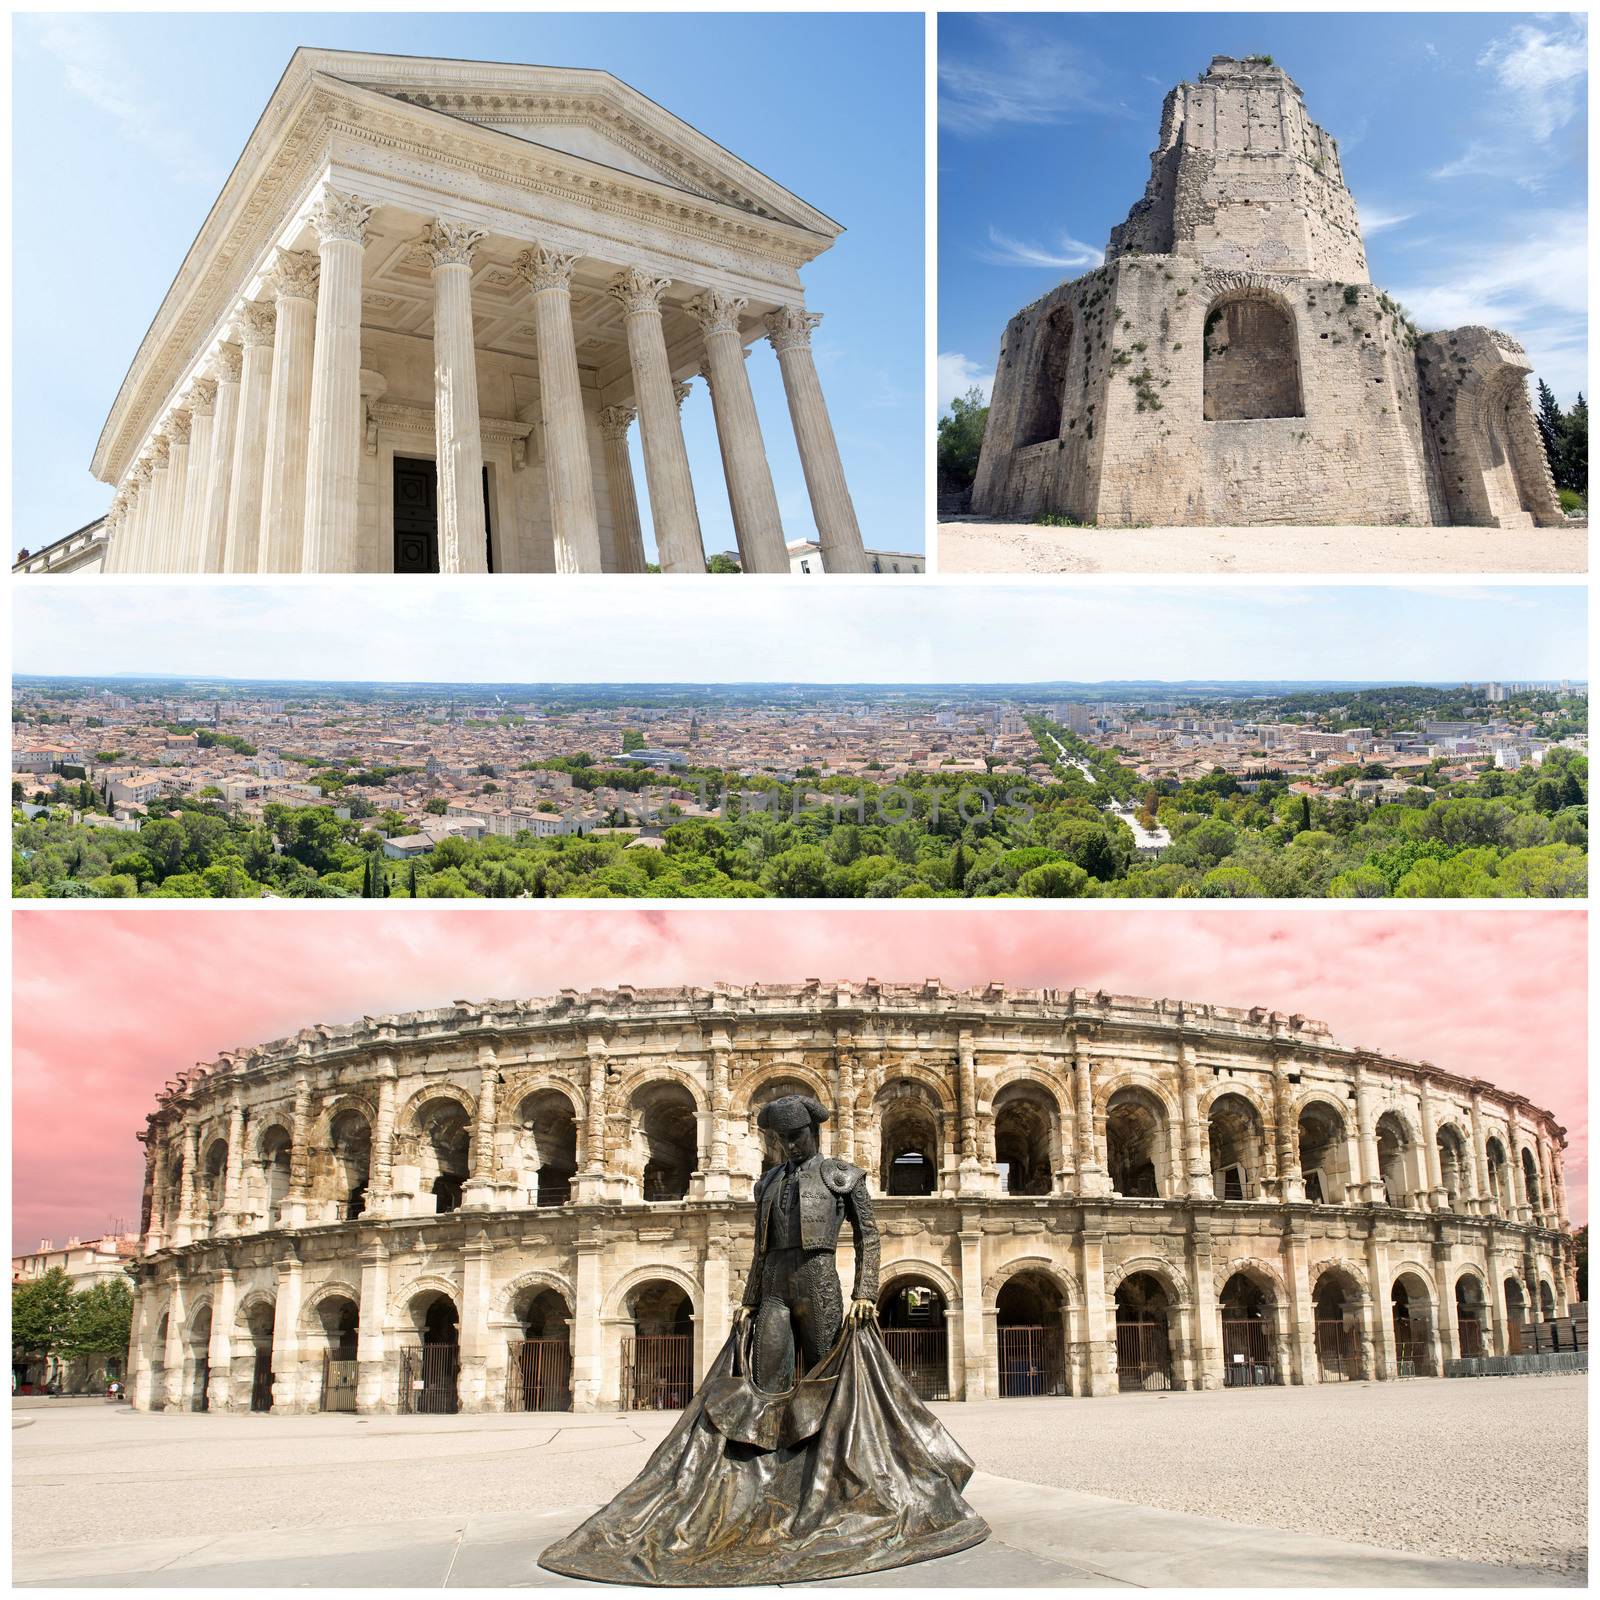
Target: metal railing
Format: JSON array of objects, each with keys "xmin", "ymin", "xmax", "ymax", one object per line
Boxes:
[
  {"xmin": 322, "ymin": 1356, "xmax": 358, "ymax": 1412},
  {"xmin": 620, "ymin": 1335, "xmax": 692, "ymax": 1411},
  {"xmin": 1314, "ymin": 1319, "xmax": 1363, "ymax": 1382},
  {"xmin": 1220, "ymin": 1319, "xmax": 1279, "ymax": 1386},
  {"xmin": 998, "ymin": 1325, "xmax": 1067, "ymax": 1397},
  {"xmin": 506, "ymin": 1339, "xmax": 573, "ymax": 1412},
  {"xmin": 1115, "ymin": 1320, "xmax": 1172, "ymax": 1391},
  {"xmin": 883, "ymin": 1328, "xmax": 951, "ymax": 1401},
  {"xmin": 399, "ymin": 1345, "xmax": 460, "ymax": 1414}
]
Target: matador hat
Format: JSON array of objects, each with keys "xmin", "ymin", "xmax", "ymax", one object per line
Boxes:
[{"xmin": 757, "ymin": 1094, "xmax": 830, "ymax": 1133}]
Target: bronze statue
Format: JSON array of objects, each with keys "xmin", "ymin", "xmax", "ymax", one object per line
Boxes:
[{"xmin": 539, "ymin": 1094, "xmax": 989, "ymax": 1585}]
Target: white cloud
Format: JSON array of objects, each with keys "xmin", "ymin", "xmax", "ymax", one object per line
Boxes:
[
  {"xmin": 1432, "ymin": 20, "xmax": 1586, "ymax": 187},
  {"xmin": 1384, "ymin": 206, "xmax": 1588, "ymax": 401},
  {"xmin": 33, "ymin": 16, "xmax": 218, "ymax": 186},
  {"xmin": 938, "ymin": 353, "xmax": 993, "ymax": 412},
  {"xmin": 939, "ymin": 19, "xmax": 1125, "ymax": 136},
  {"xmin": 1355, "ymin": 200, "xmax": 1416, "ymax": 236},
  {"xmin": 979, "ymin": 225, "xmax": 1104, "ymax": 272}
]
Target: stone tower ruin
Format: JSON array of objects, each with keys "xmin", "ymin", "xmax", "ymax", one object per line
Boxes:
[{"xmin": 971, "ymin": 55, "xmax": 1562, "ymax": 530}]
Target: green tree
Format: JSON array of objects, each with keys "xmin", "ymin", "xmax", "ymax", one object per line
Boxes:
[
  {"xmin": 1536, "ymin": 379, "xmax": 1563, "ymax": 476},
  {"xmin": 936, "ymin": 386, "xmax": 989, "ymax": 493},
  {"xmin": 1558, "ymin": 393, "xmax": 1587, "ymax": 496},
  {"xmin": 61, "ymin": 1277, "xmax": 133, "ymax": 1367},
  {"xmin": 706, "ymin": 553, "xmax": 743, "ymax": 573},
  {"xmin": 13, "ymin": 1268, "xmax": 75, "ymax": 1374}
]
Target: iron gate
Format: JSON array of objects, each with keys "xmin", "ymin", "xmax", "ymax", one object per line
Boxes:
[
  {"xmin": 1457, "ymin": 1318, "xmax": 1486, "ymax": 1359},
  {"xmin": 882, "ymin": 1328, "xmax": 950, "ymax": 1401},
  {"xmin": 621, "ymin": 1336, "xmax": 692, "ymax": 1411},
  {"xmin": 1314, "ymin": 1319, "xmax": 1362, "ymax": 1381},
  {"xmin": 1392, "ymin": 1321, "xmax": 1430, "ymax": 1378},
  {"xmin": 1221, "ymin": 1319, "xmax": 1278, "ymax": 1387},
  {"xmin": 250, "ymin": 1350, "xmax": 274, "ymax": 1412},
  {"xmin": 998, "ymin": 1326, "xmax": 1067, "ymax": 1397},
  {"xmin": 193, "ymin": 1359, "xmax": 210, "ymax": 1412},
  {"xmin": 506, "ymin": 1340, "xmax": 573, "ymax": 1412},
  {"xmin": 1506, "ymin": 1321, "xmax": 1528, "ymax": 1356},
  {"xmin": 1115, "ymin": 1320, "xmax": 1172, "ymax": 1391},
  {"xmin": 322, "ymin": 1356, "xmax": 358, "ymax": 1412},
  {"xmin": 399, "ymin": 1346, "xmax": 460, "ymax": 1414}
]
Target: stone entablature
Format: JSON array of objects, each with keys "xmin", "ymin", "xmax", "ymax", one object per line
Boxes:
[
  {"xmin": 972, "ymin": 56, "xmax": 1564, "ymax": 531},
  {"xmin": 85, "ymin": 50, "xmax": 870, "ymax": 575},
  {"xmin": 125, "ymin": 983, "xmax": 1574, "ymax": 1415}
]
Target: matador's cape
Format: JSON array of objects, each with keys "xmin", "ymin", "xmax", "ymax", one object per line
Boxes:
[{"xmin": 537, "ymin": 1319, "xmax": 989, "ymax": 1585}]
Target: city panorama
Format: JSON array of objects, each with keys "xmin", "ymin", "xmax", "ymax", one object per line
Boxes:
[
  {"xmin": 13, "ymin": 675, "xmax": 1588, "ymax": 900},
  {"xmin": 124, "ymin": 980, "xmax": 1575, "ymax": 1416}
]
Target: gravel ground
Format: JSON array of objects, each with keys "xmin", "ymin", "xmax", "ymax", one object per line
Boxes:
[
  {"xmin": 13, "ymin": 1375, "xmax": 1585, "ymax": 1574},
  {"xmin": 935, "ymin": 517, "xmax": 1589, "ymax": 574}
]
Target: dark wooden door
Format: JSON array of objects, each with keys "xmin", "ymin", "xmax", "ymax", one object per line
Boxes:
[{"xmin": 394, "ymin": 457, "xmax": 438, "ymax": 572}]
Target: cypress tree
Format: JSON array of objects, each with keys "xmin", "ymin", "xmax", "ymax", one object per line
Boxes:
[{"xmin": 1536, "ymin": 380, "xmax": 1563, "ymax": 476}]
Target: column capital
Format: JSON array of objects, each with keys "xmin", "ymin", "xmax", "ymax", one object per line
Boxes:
[
  {"xmin": 150, "ymin": 434, "xmax": 172, "ymax": 468},
  {"xmin": 765, "ymin": 305, "xmax": 823, "ymax": 353},
  {"xmin": 426, "ymin": 218, "xmax": 487, "ymax": 270},
  {"xmin": 515, "ymin": 244, "xmax": 579, "ymax": 292},
  {"xmin": 607, "ymin": 265, "xmax": 671, "ymax": 317},
  {"xmin": 166, "ymin": 409, "xmax": 193, "ymax": 446},
  {"xmin": 673, "ymin": 379, "xmax": 693, "ymax": 411},
  {"xmin": 598, "ymin": 405, "xmax": 636, "ymax": 442},
  {"xmin": 687, "ymin": 290, "xmax": 749, "ymax": 337},
  {"xmin": 308, "ymin": 186, "xmax": 374, "ymax": 246},
  {"xmin": 268, "ymin": 248, "xmax": 320, "ymax": 302},
  {"xmin": 188, "ymin": 377, "xmax": 219, "ymax": 416},
  {"xmin": 237, "ymin": 300, "xmax": 277, "ymax": 347},
  {"xmin": 130, "ymin": 458, "xmax": 153, "ymax": 487},
  {"xmin": 215, "ymin": 341, "xmax": 244, "ymax": 383}
]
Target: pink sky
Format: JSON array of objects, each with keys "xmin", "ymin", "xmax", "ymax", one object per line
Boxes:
[{"xmin": 13, "ymin": 907, "xmax": 1586, "ymax": 1252}]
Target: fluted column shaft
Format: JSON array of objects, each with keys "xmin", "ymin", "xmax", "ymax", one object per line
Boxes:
[
  {"xmin": 609, "ymin": 267, "xmax": 704, "ymax": 572},
  {"xmin": 113, "ymin": 472, "xmax": 146, "ymax": 572},
  {"xmin": 429, "ymin": 220, "xmax": 489, "ymax": 572},
  {"xmin": 126, "ymin": 467, "xmax": 156, "ymax": 571},
  {"xmin": 690, "ymin": 292, "xmax": 787, "ymax": 571},
  {"xmin": 159, "ymin": 417, "xmax": 191, "ymax": 573},
  {"xmin": 598, "ymin": 406, "xmax": 645, "ymax": 571},
  {"xmin": 145, "ymin": 442, "xmax": 175, "ymax": 574},
  {"xmin": 200, "ymin": 344, "xmax": 243, "ymax": 572},
  {"xmin": 303, "ymin": 188, "xmax": 373, "ymax": 571},
  {"xmin": 178, "ymin": 382, "xmax": 217, "ymax": 572},
  {"xmin": 259, "ymin": 252, "xmax": 320, "ymax": 571},
  {"xmin": 765, "ymin": 306, "xmax": 869, "ymax": 573},
  {"xmin": 224, "ymin": 303, "xmax": 276, "ymax": 570},
  {"xmin": 517, "ymin": 247, "xmax": 601, "ymax": 572}
]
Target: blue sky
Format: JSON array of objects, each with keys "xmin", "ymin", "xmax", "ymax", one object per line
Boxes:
[
  {"xmin": 939, "ymin": 13, "xmax": 1588, "ymax": 410},
  {"xmin": 12, "ymin": 12, "xmax": 924, "ymax": 555},
  {"xmin": 13, "ymin": 582, "xmax": 1586, "ymax": 683}
]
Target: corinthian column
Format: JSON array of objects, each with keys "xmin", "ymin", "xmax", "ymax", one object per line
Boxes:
[
  {"xmin": 427, "ymin": 219, "xmax": 489, "ymax": 572},
  {"xmin": 223, "ymin": 301, "xmax": 276, "ymax": 571},
  {"xmin": 146, "ymin": 434, "xmax": 175, "ymax": 572},
  {"xmin": 200, "ymin": 343, "xmax": 243, "ymax": 571},
  {"xmin": 607, "ymin": 266, "xmax": 704, "ymax": 572},
  {"xmin": 258, "ymin": 250, "xmax": 320, "ymax": 571},
  {"xmin": 159, "ymin": 411, "xmax": 192, "ymax": 572},
  {"xmin": 515, "ymin": 246, "xmax": 601, "ymax": 572},
  {"xmin": 688, "ymin": 290, "xmax": 787, "ymax": 571},
  {"xmin": 177, "ymin": 380, "xmax": 217, "ymax": 572},
  {"xmin": 598, "ymin": 406, "xmax": 646, "ymax": 572},
  {"xmin": 764, "ymin": 306, "xmax": 869, "ymax": 573},
  {"xmin": 120, "ymin": 461, "xmax": 154, "ymax": 571},
  {"xmin": 302, "ymin": 187, "xmax": 373, "ymax": 571}
]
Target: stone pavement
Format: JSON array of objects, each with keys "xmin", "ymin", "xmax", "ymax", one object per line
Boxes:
[{"xmin": 14, "ymin": 1469, "xmax": 1562, "ymax": 1588}]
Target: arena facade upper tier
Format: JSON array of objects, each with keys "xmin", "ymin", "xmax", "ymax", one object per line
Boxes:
[{"xmin": 125, "ymin": 982, "xmax": 1576, "ymax": 1416}]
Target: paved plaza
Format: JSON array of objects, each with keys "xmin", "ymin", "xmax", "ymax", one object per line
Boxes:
[{"xmin": 14, "ymin": 1376, "xmax": 1585, "ymax": 1587}]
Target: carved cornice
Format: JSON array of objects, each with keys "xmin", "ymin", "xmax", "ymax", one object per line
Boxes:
[
  {"xmin": 370, "ymin": 398, "xmax": 531, "ymax": 445},
  {"xmin": 268, "ymin": 248, "xmax": 320, "ymax": 301},
  {"xmin": 237, "ymin": 301, "xmax": 277, "ymax": 347},
  {"xmin": 598, "ymin": 404, "xmax": 636, "ymax": 442},
  {"xmin": 308, "ymin": 185, "xmax": 374, "ymax": 246},
  {"xmin": 513, "ymin": 245, "xmax": 578, "ymax": 294},
  {"xmin": 764, "ymin": 305, "xmax": 821, "ymax": 354},
  {"xmin": 607, "ymin": 266, "xmax": 671, "ymax": 317},
  {"xmin": 687, "ymin": 289, "xmax": 748, "ymax": 338},
  {"xmin": 426, "ymin": 217, "xmax": 487, "ymax": 269}
]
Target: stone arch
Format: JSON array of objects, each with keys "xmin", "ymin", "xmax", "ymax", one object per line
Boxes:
[
  {"xmin": 387, "ymin": 1274, "xmax": 461, "ymax": 1328},
  {"xmin": 1212, "ymin": 1256, "xmax": 1288, "ymax": 1303},
  {"xmin": 877, "ymin": 1255, "xmax": 962, "ymax": 1309},
  {"xmin": 499, "ymin": 1269, "xmax": 577, "ymax": 1320},
  {"xmin": 1198, "ymin": 1078, "xmax": 1271, "ymax": 1122},
  {"xmin": 1520, "ymin": 1145, "xmax": 1543, "ymax": 1210},
  {"xmin": 1093, "ymin": 1071, "xmax": 1179, "ymax": 1122},
  {"xmin": 873, "ymin": 1064, "xmax": 958, "ymax": 1115},
  {"xmin": 1390, "ymin": 1265, "xmax": 1438, "ymax": 1375},
  {"xmin": 1374, "ymin": 1107, "xmax": 1419, "ymax": 1206},
  {"xmin": 501, "ymin": 1071, "xmax": 584, "ymax": 1124},
  {"xmin": 233, "ymin": 1287, "xmax": 277, "ymax": 1329},
  {"xmin": 624, "ymin": 1077, "xmax": 700, "ymax": 1201},
  {"xmin": 1206, "ymin": 1088, "xmax": 1269, "ymax": 1200},
  {"xmin": 730, "ymin": 1064, "xmax": 832, "ymax": 1120},
  {"xmin": 983, "ymin": 1254, "xmax": 1081, "ymax": 1310},
  {"xmin": 1309, "ymin": 1258, "xmax": 1369, "ymax": 1300},
  {"xmin": 1102, "ymin": 1083, "xmax": 1174, "ymax": 1198},
  {"xmin": 602, "ymin": 1262, "xmax": 701, "ymax": 1323},
  {"xmin": 1201, "ymin": 281, "xmax": 1304, "ymax": 421},
  {"xmin": 991, "ymin": 1079, "xmax": 1061, "ymax": 1195},
  {"xmin": 1296, "ymin": 1094, "xmax": 1353, "ymax": 1205},
  {"xmin": 607, "ymin": 1064, "xmax": 708, "ymax": 1119},
  {"xmin": 742, "ymin": 1071, "xmax": 833, "ymax": 1172},
  {"xmin": 311, "ymin": 1092, "xmax": 378, "ymax": 1145},
  {"xmin": 1537, "ymin": 1278, "xmax": 1557, "ymax": 1319},
  {"xmin": 1484, "ymin": 1133, "xmax": 1513, "ymax": 1211},
  {"xmin": 1454, "ymin": 1267, "xmax": 1490, "ymax": 1357},
  {"xmin": 1387, "ymin": 1259, "xmax": 1437, "ymax": 1300},
  {"xmin": 1017, "ymin": 302, "xmax": 1075, "ymax": 448},
  {"xmin": 1435, "ymin": 1120, "xmax": 1471, "ymax": 1212},
  {"xmin": 511, "ymin": 1086, "xmax": 580, "ymax": 1207},
  {"xmin": 1104, "ymin": 1254, "xmax": 1190, "ymax": 1309},
  {"xmin": 875, "ymin": 1077, "xmax": 945, "ymax": 1196},
  {"xmin": 185, "ymin": 1294, "xmax": 215, "ymax": 1335},
  {"xmin": 299, "ymin": 1281, "xmax": 363, "ymax": 1334},
  {"xmin": 397, "ymin": 1080, "xmax": 478, "ymax": 1134},
  {"xmin": 990, "ymin": 1065, "xmax": 1069, "ymax": 1107}
]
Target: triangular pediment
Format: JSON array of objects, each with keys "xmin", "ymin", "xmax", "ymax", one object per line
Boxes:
[{"xmin": 308, "ymin": 52, "xmax": 832, "ymax": 231}]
